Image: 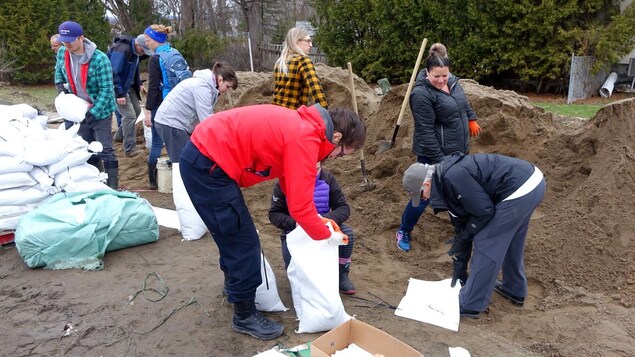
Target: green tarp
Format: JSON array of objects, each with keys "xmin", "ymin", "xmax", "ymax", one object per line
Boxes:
[{"xmin": 15, "ymin": 190, "xmax": 159, "ymax": 270}]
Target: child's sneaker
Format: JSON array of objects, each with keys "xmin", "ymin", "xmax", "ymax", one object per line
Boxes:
[{"xmin": 396, "ymin": 230, "xmax": 411, "ymax": 252}]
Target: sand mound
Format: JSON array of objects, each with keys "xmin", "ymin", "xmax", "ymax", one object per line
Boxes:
[{"xmin": 213, "ymin": 68, "xmax": 635, "ymax": 302}]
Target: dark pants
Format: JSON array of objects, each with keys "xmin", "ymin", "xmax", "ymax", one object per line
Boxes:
[
  {"xmin": 399, "ymin": 155, "xmax": 431, "ymax": 232},
  {"xmin": 460, "ymin": 178, "xmax": 546, "ymax": 311},
  {"xmin": 154, "ymin": 122, "xmax": 190, "ymax": 163},
  {"xmin": 179, "ymin": 140, "xmax": 262, "ymax": 303},
  {"xmin": 280, "ymin": 223, "xmax": 355, "ymax": 269},
  {"xmin": 65, "ymin": 115, "xmax": 117, "ymax": 166}
]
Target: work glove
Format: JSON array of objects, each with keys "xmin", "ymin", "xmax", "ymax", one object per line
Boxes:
[
  {"xmin": 468, "ymin": 120, "xmax": 482, "ymax": 137},
  {"xmin": 320, "ymin": 216, "xmax": 342, "ymax": 234},
  {"xmin": 83, "ymin": 111, "xmax": 97, "ymax": 124},
  {"xmin": 448, "ymin": 235, "xmax": 472, "ymax": 258},
  {"xmin": 55, "ymin": 83, "xmax": 70, "ymax": 94},
  {"xmin": 327, "ymin": 231, "xmax": 349, "ymax": 246},
  {"xmin": 451, "ymin": 258, "xmax": 469, "ymax": 287}
]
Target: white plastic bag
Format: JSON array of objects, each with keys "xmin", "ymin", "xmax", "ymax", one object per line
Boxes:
[
  {"xmin": 136, "ymin": 110, "xmax": 152, "ymax": 149},
  {"xmin": 286, "ymin": 223, "xmax": 350, "ymax": 333},
  {"xmin": 54, "ymin": 92, "xmax": 91, "ymax": 123},
  {"xmin": 255, "ymin": 252, "xmax": 288, "ymax": 312}
]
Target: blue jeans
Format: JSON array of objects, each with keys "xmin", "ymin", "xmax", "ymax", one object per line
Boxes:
[
  {"xmin": 399, "ymin": 155, "xmax": 431, "ymax": 232},
  {"xmin": 147, "ymin": 108, "xmax": 164, "ymax": 166}
]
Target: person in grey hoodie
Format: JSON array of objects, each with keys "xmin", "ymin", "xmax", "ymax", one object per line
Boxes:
[{"xmin": 154, "ymin": 62, "xmax": 238, "ymax": 163}]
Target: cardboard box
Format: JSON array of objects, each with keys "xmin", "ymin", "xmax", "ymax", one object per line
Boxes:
[{"xmin": 311, "ymin": 318, "xmax": 423, "ymax": 357}]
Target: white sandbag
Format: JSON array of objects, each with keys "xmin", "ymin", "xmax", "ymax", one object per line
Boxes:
[
  {"xmin": 54, "ymin": 163, "xmax": 103, "ymax": 189},
  {"xmin": 255, "ymin": 252, "xmax": 288, "ymax": 312},
  {"xmin": 46, "ymin": 151, "xmax": 94, "ymax": 176},
  {"xmin": 0, "ymin": 156, "xmax": 33, "ymax": 175},
  {"xmin": 0, "ymin": 117, "xmax": 35, "ymax": 142},
  {"xmin": 172, "ymin": 163, "xmax": 207, "ymax": 241},
  {"xmin": 56, "ymin": 121, "xmax": 81, "ymax": 138},
  {"xmin": 0, "ymin": 204, "xmax": 34, "ymax": 230},
  {"xmin": 287, "ymin": 223, "xmax": 350, "ymax": 333},
  {"xmin": 0, "ymin": 185, "xmax": 50, "ymax": 206},
  {"xmin": 63, "ymin": 180, "xmax": 113, "ymax": 193},
  {"xmin": 0, "ymin": 140, "xmax": 25, "ymax": 157},
  {"xmin": 0, "ymin": 172, "xmax": 37, "ymax": 190},
  {"xmin": 24, "ymin": 134, "xmax": 88, "ymax": 167},
  {"xmin": 29, "ymin": 167, "xmax": 55, "ymax": 189},
  {"xmin": 143, "ymin": 125, "xmax": 152, "ymax": 149},
  {"xmin": 0, "ymin": 104, "xmax": 38, "ymax": 120},
  {"xmin": 55, "ymin": 92, "xmax": 91, "ymax": 123},
  {"xmin": 32, "ymin": 115, "xmax": 49, "ymax": 130}
]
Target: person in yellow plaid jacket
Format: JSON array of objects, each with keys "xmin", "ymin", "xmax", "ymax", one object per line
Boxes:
[{"xmin": 272, "ymin": 27, "xmax": 328, "ymax": 110}]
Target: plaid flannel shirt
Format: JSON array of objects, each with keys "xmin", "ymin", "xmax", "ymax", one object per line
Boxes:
[
  {"xmin": 272, "ymin": 55, "xmax": 328, "ymax": 110},
  {"xmin": 54, "ymin": 46, "xmax": 116, "ymax": 120}
]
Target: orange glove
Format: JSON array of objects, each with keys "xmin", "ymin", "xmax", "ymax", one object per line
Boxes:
[
  {"xmin": 320, "ymin": 216, "xmax": 349, "ymax": 244},
  {"xmin": 468, "ymin": 120, "xmax": 482, "ymax": 137}
]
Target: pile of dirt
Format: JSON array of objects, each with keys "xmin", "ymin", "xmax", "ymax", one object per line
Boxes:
[
  {"xmin": 3, "ymin": 65, "xmax": 633, "ymax": 356},
  {"xmin": 182, "ymin": 65, "xmax": 635, "ymax": 302}
]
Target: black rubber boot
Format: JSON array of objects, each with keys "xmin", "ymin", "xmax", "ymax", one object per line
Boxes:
[
  {"xmin": 88, "ymin": 155, "xmax": 104, "ymax": 172},
  {"xmin": 148, "ymin": 163, "xmax": 158, "ymax": 190},
  {"xmin": 339, "ymin": 263, "xmax": 356, "ymax": 295},
  {"xmin": 232, "ymin": 300, "xmax": 284, "ymax": 340},
  {"xmin": 104, "ymin": 161, "xmax": 119, "ymax": 190}
]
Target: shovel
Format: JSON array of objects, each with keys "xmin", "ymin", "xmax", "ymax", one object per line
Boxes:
[
  {"xmin": 377, "ymin": 37, "xmax": 428, "ymax": 154},
  {"xmin": 347, "ymin": 62, "xmax": 376, "ymax": 192}
]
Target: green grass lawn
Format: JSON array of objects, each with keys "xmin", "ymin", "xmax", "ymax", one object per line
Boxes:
[
  {"xmin": 531, "ymin": 102, "xmax": 603, "ymax": 119},
  {"xmin": 0, "ymin": 85, "xmax": 58, "ymax": 112}
]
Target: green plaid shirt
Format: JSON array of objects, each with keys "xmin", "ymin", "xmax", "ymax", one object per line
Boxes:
[
  {"xmin": 272, "ymin": 55, "xmax": 328, "ymax": 110},
  {"xmin": 54, "ymin": 46, "xmax": 116, "ymax": 120}
]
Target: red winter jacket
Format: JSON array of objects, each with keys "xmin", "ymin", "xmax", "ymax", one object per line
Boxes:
[{"xmin": 190, "ymin": 104, "xmax": 336, "ymax": 240}]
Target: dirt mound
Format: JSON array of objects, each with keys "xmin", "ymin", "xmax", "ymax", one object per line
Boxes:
[
  {"xmin": 93, "ymin": 65, "xmax": 634, "ymax": 356},
  {"xmin": 209, "ymin": 66, "xmax": 635, "ymax": 301}
]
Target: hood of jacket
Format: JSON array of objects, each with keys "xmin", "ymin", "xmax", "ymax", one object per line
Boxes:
[
  {"xmin": 429, "ymin": 152, "xmax": 464, "ymax": 213},
  {"xmin": 78, "ymin": 38, "xmax": 97, "ymax": 64},
  {"xmin": 193, "ymin": 68, "xmax": 214, "ymax": 82}
]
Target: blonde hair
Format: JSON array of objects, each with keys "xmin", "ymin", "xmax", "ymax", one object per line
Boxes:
[
  {"xmin": 274, "ymin": 27, "xmax": 310, "ymax": 75},
  {"xmin": 150, "ymin": 24, "xmax": 173, "ymax": 35}
]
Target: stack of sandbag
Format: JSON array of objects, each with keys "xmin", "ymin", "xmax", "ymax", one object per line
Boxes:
[{"xmin": 0, "ymin": 103, "xmax": 110, "ymax": 231}]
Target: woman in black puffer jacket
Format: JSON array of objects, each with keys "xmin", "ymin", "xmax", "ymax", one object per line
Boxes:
[{"xmin": 395, "ymin": 43, "xmax": 482, "ymax": 252}]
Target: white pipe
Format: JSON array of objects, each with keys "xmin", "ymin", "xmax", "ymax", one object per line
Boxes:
[
  {"xmin": 600, "ymin": 72, "xmax": 618, "ymax": 98},
  {"xmin": 247, "ymin": 32, "xmax": 254, "ymax": 72}
]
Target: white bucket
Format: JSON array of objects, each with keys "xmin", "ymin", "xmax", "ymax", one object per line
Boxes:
[{"xmin": 156, "ymin": 157, "xmax": 172, "ymax": 193}]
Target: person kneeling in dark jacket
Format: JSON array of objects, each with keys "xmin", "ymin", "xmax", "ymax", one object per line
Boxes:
[{"xmin": 269, "ymin": 161, "xmax": 357, "ymax": 295}]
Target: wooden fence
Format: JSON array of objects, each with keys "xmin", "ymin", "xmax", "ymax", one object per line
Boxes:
[{"xmin": 260, "ymin": 43, "xmax": 328, "ymax": 70}]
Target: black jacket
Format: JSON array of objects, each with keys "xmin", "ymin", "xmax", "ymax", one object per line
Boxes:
[
  {"xmin": 430, "ymin": 153, "xmax": 535, "ymax": 242},
  {"xmin": 145, "ymin": 55, "xmax": 163, "ymax": 110},
  {"xmin": 409, "ymin": 70, "xmax": 476, "ymax": 163},
  {"xmin": 269, "ymin": 170, "xmax": 350, "ymax": 233}
]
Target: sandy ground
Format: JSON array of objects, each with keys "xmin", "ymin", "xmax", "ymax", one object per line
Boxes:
[{"xmin": 1, "ymin": 65, "xmax": 635, "ymax": 356}]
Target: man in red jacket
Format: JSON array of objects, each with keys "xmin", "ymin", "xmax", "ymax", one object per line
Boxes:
[{"xmin": 179, "ymin": 103, "xmax": 366, "ymax": 340}]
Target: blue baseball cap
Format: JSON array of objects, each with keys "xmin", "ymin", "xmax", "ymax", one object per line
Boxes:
[{"xmin": 58, "ymin": 21, "xmax": 83, "ymax": 42}]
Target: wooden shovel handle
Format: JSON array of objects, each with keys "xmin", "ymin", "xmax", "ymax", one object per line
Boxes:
[
  {"xmin": 396, "ymin": 38, "xmax": 428, "ymax": 126},
  {"xmin": 347, "ymin": 62, "xmax": 358, "ymax": 115}
]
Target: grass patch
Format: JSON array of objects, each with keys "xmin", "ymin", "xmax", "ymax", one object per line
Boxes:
[
  {"xmin": 0, "ymin": 85, "xmax": 58, "ymax": 112},
  {"xmin": 532, "ymin": 102, "xmax": 603, "ymax": 119}
]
